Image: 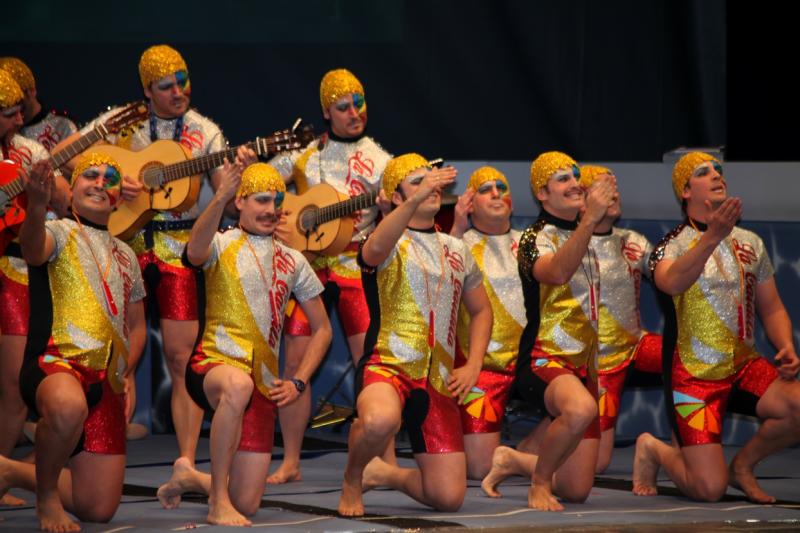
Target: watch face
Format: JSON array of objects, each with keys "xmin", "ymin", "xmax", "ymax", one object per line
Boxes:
[{"xmin": 292, "ymin": 378, "xmax": 306, "ymax": 392}]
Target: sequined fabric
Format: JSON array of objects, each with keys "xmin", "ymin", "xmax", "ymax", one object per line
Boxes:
[
  {"xmin": 0, "ymin": 57, "xmax": 35, "ymax": 91},
  {"xmin": 457, "ymin": 229, "xmax": 525, "ymax": 372},
  {"xmin": 382, "ymin": 153, "xmax": 428, "ymax": 196},
  {"xmin": 0, "ymin": 69, "xmax": 22, "ymax": 108},
  {"xmin": 20, "ymin": 111, "xmax": 78, "ymax": 152},
  {"xmin": 368, "ymin": 230, "xmax": 483, "ymax": 397},
  {"xmin": 468, "ymin": 166, "xmax": 509, "ymax": 192},
  {"xmin": 237, "ymin": 162, "xmax": 285, "ymax": 198},
  {"xmin": 270, "ymin": 135, "xmax": 390, "ymax": 242},
  {"xmin": 319, "ymin": 68, "xmax": 364, "ymax": 111},
  {"xmin": 4, "ymin": 134, "xmax": 49, "ymax": 172},
  {"xmin": 654, "ymin": 224, "xmax": 773, "ymax": 380},
  {"xmin": 138, "ymin": 45, "xmax": 188, "ymax": 90},
  {"xmin": 43, "ymin": 219, "xmax": 145, "ymax": 392},
  {"xmin": 529, "ymin": 151, "xmax": 577, "ymax": 194},
  {"xmin": 671, "ymin": 152, "xmax": 719, "ymax": 201},
  {"xmin": 592, "ymin": 228, "xmax": 653, "ymax": 371},
  {"xmin": 196, "ymin": 229, "xmax": 322, "ymax": 398}
]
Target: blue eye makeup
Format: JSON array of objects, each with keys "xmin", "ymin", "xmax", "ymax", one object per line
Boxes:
[
  {"xmin": 572, "ymin": 164, "xmax": 581, "ymax": 179},
  {"xmin": 103, "ymin": 166, "xmax": 121, "ymax": 189},
  {"xmin": 712, "ymin": 161, "xmax": 723, "ymax": 175},
  {"xmin": 352, "ymin": 93, "xmax": 365, "ymax": 112}
]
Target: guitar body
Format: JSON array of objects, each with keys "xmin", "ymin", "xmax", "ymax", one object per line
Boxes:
[
  {"xmin": 283, "ymin": 183, "xmax": 355, "ymax": 259},
  {"xmin": 0, "ymin": 160, "xmax": 25, "ymax": 233},
  {"xmin": 97, "ymin": 141, "xmax": 202, "ymax": 240}
]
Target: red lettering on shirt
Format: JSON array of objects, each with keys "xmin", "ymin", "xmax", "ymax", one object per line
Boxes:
[
  {"xmin": 6, "ymin": 145, "xmax": 32, "ymax": 168},
  {"xmin": 180, "ymin": 126, "xmax": 205, "ymax": 152},
  {"xmin": 447, "ymin": 274, "xmax": 463, "ymax": 348},
  {"xmin": 37, "ymin": 124, "xmax": 62, "ymax": 151},
  {"xmin": 444, "ymin": 245, "xmax": 465, "ymax": 273},
  {"xmin": 732, "ymin": 239, "xmax": 757, "ymax": 266}
]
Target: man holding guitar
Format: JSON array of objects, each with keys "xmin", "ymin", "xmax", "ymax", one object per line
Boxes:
[
  {"xmin": 268, "ymin": 68, "xmax": 391, "ymax": 484},
  {"xmin": 0, "ymin": 70, "xmax": 72, "ymax": 507},
  {"xmin": 77, "ymin": 44, "xmax": 257, "ymax": 469}
]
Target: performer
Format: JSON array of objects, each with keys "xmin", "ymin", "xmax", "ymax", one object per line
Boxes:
[
  {"xmin": 78, "ymin": 44, "xmax": 255, "ymax": 466},
  {"xmin": 481, "ymin": 152, "xmax": 617, "ymax": 511},
  {"xmin": 268, "ymin": 68, "xmax": 391, "ymax": 484},
  {"xmin": 634, "ymin": 152, "xmax": 800, "ymax": 503},
  {"xmin": 0, "ymin": 152, "xmax": 145, "ymax": 532},
  {"xmin": 155, "ymin": 163, "xmax": 331, "ymax": 526},
  {"xmin": 0, "ymin": 70, "xmax": 70, "ymax": 507},
  {"xmin": 577, "ymin": 164, "xmax": 662, "ymax": 473},
  {"xmin": 0, "ymin": 57, "xmax": 77, "ymax": 152},
  {"xmin": 337, "ymin": 153, "xmax": 492, "ymax": 516},
  {"xmin": 450, "ymin": 166, "xmax": 525, "ymax": 479}
]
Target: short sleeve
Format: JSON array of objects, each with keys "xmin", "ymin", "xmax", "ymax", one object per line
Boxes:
[
  {"xmin": 45, "ymin": 220, "xmax": 71, "ymax": 262},
  {"xmin": 291, "ymin": 252, "xmax": 324, "ymax": 302}
]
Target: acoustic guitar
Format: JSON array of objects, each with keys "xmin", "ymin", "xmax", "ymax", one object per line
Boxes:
[
  {"xmin": 99, "ymin": 123, "xmax": 314, "ymax": 240},
  {"xmin": 0, "ymin": 101, "xmax": 149, "ymax": 233},
  {"xmin": 282, "ymin": 183, "xmax": 377, "ymax": 259}
]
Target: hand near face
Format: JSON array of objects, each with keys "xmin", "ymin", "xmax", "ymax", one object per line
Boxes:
[
  {"xmin": 21, "ymin": 160, "xmax": 55, "ymax": 208},
  {"xmin": 584, "ymin": 175, "xmax": 617, "ymax": 224},
  {"xmin": 216, "ymin": 157, "xmax": 244, "ymax": 203},
  {"xmin": 705, "ymin": 197, "xmax": 742, "ymax": 243},
  {"xmin": 452, "ymin": 189, "xmax": 475, "ymax": 235}
]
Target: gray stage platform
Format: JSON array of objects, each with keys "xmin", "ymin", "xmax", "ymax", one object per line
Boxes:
[{"xmin": 2, "ymin": 432, "xmax": 799, "ymax": 532}]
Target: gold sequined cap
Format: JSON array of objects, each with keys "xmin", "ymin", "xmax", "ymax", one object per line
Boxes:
[
  {"xmin": 0, "ymin": 69, "xmax": 23, "ymax": 109},
  {"xmin": 530, "ymin": 151, "xmax": 577, "ymax": 194},
  {"xmin": 0, "ymin": 57, "xmax": 35, "ymax": 92},
  {"xmin": 320, "ymin": 68, "xmax": 364, "ymax": 111},
  {"xmin": 672, "ymin": 152, "xmax": 719, "ymax": 201},
  {"xmin": 71, "ymin": 152, "xmax": 123, "ymax": 186},
  {"xmin": 468, "ymin": 166, "xmax": 509, "ymax": 192},
  {"xmin": 579, "ymin": 165, "xmax": 613, "ymax": 189},
  {"xmin": 382, "ymin": 153, "xmax": 429, "ymax": 196},
  {"xmin": 138, "ymin": 45, "xmax": 188, "ymax": 90},
  {"xmin": 237, "ymin": 163, "xmax": 287, "ymax": 198}
]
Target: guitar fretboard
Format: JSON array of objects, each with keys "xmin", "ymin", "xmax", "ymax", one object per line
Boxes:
[{"xmin": 315, "ymin": 191, "xmax": 378, "ymax": 225}]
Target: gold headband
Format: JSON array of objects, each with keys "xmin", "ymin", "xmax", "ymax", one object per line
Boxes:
[
  {"xmin": 237, "ymin": 163, "xmax": 286, "ymax": 198},
  {"xmin": 0, "ymin": 69, "xmax": 23, "ymax": 109},
  {"xmin": 382, "ymin": 153, "xmax": 429, "ymax": 197},
  {"xmin": 672, "ymin": 152, "xmax": 719, "ymax": 201},
  {"xmin": 319, "ymin": 68, "xmax": 364, "ymax": 111},
  {"xmin": 530, "ymin": 151, "xmax": 578, "ymax": 194},
  {"xmin": 138, "ymin": 45, "xmax": 188, "ymax": 90},
  {"xmin": 71, "ymin": 153, "xmax": 123, "ymax": 186},
  {"xmin": 579, "ymin": 165, "xmax": 613, "ymax": 189},
  {"xmin": 0, "ymin": 57, "xmax": 35, "ymax": 92},
  {"xmin": 468, "ymin": 166, "xmax": 509, "ymax": 193}
]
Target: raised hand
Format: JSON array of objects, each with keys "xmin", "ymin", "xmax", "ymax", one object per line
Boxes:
[
  {"xmin": 215, "ymin": 157, "xmax": 244, "ymax": 203},
  {"xmin": 121, "ymin": 174, "xmax": 144, "ymax": 201},
  {"xmin": 452, "ymin": 189, "xmax": 475, "ymax": 236},
  {"xmin": 22, "ymin": 160, "xmax": 55, "ymax": 208},
  {"xmin": 584, "ymin": 174, "xmax": 617, "ymax": 224},
  {"xmin": 705, "ymin": 197, "xmax": 742, "ymax": 243},
  {"xmin": 413, "ymin": 166, "xmax": 457, "ymax": 202}
]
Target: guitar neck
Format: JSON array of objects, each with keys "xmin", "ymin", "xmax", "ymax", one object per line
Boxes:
[
  {"xmin": 316, "ymin": 191, "xmax": 378, "ymax": 225},
  {"xmin": 160, "ymin": 145, "xmax": 243, "ymax": 185}
]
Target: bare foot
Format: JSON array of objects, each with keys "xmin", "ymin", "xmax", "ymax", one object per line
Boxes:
[
  {"xmin": 481, "ymin": 446, "xmax": 518, "ymax": 498},
  {"xmin": 266, "ymin": 462, "xmax": 301, "ymax": 485},
  {"xmin": 0, "ymin": 492, "xmax": 26, "ymax": 506},
  {"xmin": 528, "ymin": 484, "xmax": 564, "ymax": 511},
  {"xmin": 729, "ymin": 460, "xmax": 776, "ymax": 504},
  {"xmin": 338, "ymin": 472, "xmax": 364, "ymax": 517},
  {"xmin": 632, "ymin": 433, "xmax": 659, "ymax": 496},
  {"xmin": 362, "ymin": 457, "xmax": 388, "ymax": 493},
  {"xmin": 157, "ymin": 457, "xmax": 196, "ymax": 509},
  {"xmin": 37, "ymin": 494, "xmax": 80, "ymax": 532},
  {"xmin": 0, "ymin": 456, "xmax": 19, "ymax": 504},
  {"xmin": 207, "ymin": 497, "xmax": 251, "ymax": 527}
]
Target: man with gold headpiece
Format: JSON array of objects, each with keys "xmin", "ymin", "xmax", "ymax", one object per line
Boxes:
[
  {"xmin": 0, "ymin": 152, "xmax": 145, "ymax": 532},
  {"xmin": 449, "ymin": 166, "xmax": 526, "ymax": 480},
  {"xmin": 0, "ymin": 70, "xmax": 71, "ymax": 507},
  {"xmin": 337, "ymin": 153, "xmax": 491, "ymax": 516},
  {"xmin": 154, "ymin": 162, "xmax": 331, "ymax": 526},
  {"xmin": 267, "ymin": 67, "xmax": 391, "ymax": 484},
  {"xmin": 633, "ymin": 152, "xmax": 800, "ymax": 503},
  {"xmin": 78, "ymin": 44, "xmax": 255, "ymax": 468},
  {"xmin": 481, "ymin": 151, "xmax": 617, "ymax": 511},
  {"xmin": 0, "ymin": 56, "xmax": 77, "ymax": 152}
]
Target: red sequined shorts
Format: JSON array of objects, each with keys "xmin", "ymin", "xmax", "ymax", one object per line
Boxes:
[
  {"xmin": 459, "ymin": 368, "xmax": 514, "ymax": 434},
  {"xmin": 598, "ymin": 333, "xmax": 663, "ymax": 432},
  {"xmin": 186, "ymin": 353, "xmax": 277, "ymax": 454},
  {"xmin": 138, "ymin": 250, "xmax": 197, "ymax": 321},
  {"xmin": 359, "ymin": 355, "xmax": 464, "ymax": 454},
  {"xmin": 668, "ymin": 353, "xmax": 778, "ymax": 446},
  {"xmin": 285, "ymin": 244, "xmax": 368, "ymax": 338},
  {"xmin": 21, "ymin": 355, "xmax": 125, "ymax": 455},
  {"xmin": 516, "ymin": 356, "xmax": 600, "ymax": 440},
  {"xmin": 0, "ymin": 261, "xmax": 28, "ymax": 336}
]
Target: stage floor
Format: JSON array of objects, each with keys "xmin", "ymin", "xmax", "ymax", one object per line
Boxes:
[{"xmin": 2, "ymin": 432, "xmax": 799, "ymax": 532}]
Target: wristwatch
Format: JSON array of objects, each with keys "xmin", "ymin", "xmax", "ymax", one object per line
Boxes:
[{"xmin": 290, "ymin": 378, "xmax": 307, "ymax": 393}]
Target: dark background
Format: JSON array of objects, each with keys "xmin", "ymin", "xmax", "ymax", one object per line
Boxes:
[{"xmin": 3, "ymin": 0, "xmax": 795, "ymax": 161}]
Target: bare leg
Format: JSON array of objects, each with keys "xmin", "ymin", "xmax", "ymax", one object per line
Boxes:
[
  {"xmin": 0, "ymin": 334, "xmax": 28, "ymax": 506},
  {"xmin": 464, "ymin": 432, "xmax": 501, "ymax": 480},
  {"xmin": 68, "ymin": 452, "xmax": 125, "ymax": 523},
  {"xmin": 161, "ymin": 318, "xmax": 202, "ymax": 465},
  {"xmin": 549, "ymin": 437, "xmax": 598, "ymax": 504},
  {"xmin": 363, "ymin": 453, "xmax": 466, "ymax": 512},
  {"xmin": 268, "ymin": 333, "xmax": 310, "ymax": 485},
  {"xmin": 633, "ymin": 432, "xmax": 728, "ymax": 501},
  {"xmin": 596, "ymin": 428, "xmax": 615, "ymax": 474},
  {"xmin": 34, "ymin": 373, "xmax": 87, "ymax": 532},
  {"xmin": 338, "ymin": 382, "xmax": 401, "ymax": 517},
  {"xmin": 229, "ymin": 451, "xmax": 271, "ymax": 517},
  {"xmin": 516, "ymin": 417, "xmax": 550, "ymax": 454},
  {"xmin": 529, "ymin": 375, "xmax": 597, "ymax": 511},
  {"xmin": 730, "ymin": 379, "xmax": 800, "ymax": 503},
  {"xmin": 203, "ymin": 365, "xmax": 254, "ymax": 526}
]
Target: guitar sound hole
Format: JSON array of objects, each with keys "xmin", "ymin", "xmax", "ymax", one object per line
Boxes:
[
  {"xmin": 0, "ymin": 191, "xmax": 10, "ymax": 215},
  {"xmin": 142, "ymin": 165, "xmax": 165, "ymax": 189},
  {"xmin": 299, "ymin": 208, "xmax": 318, "ymax": 233}
]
